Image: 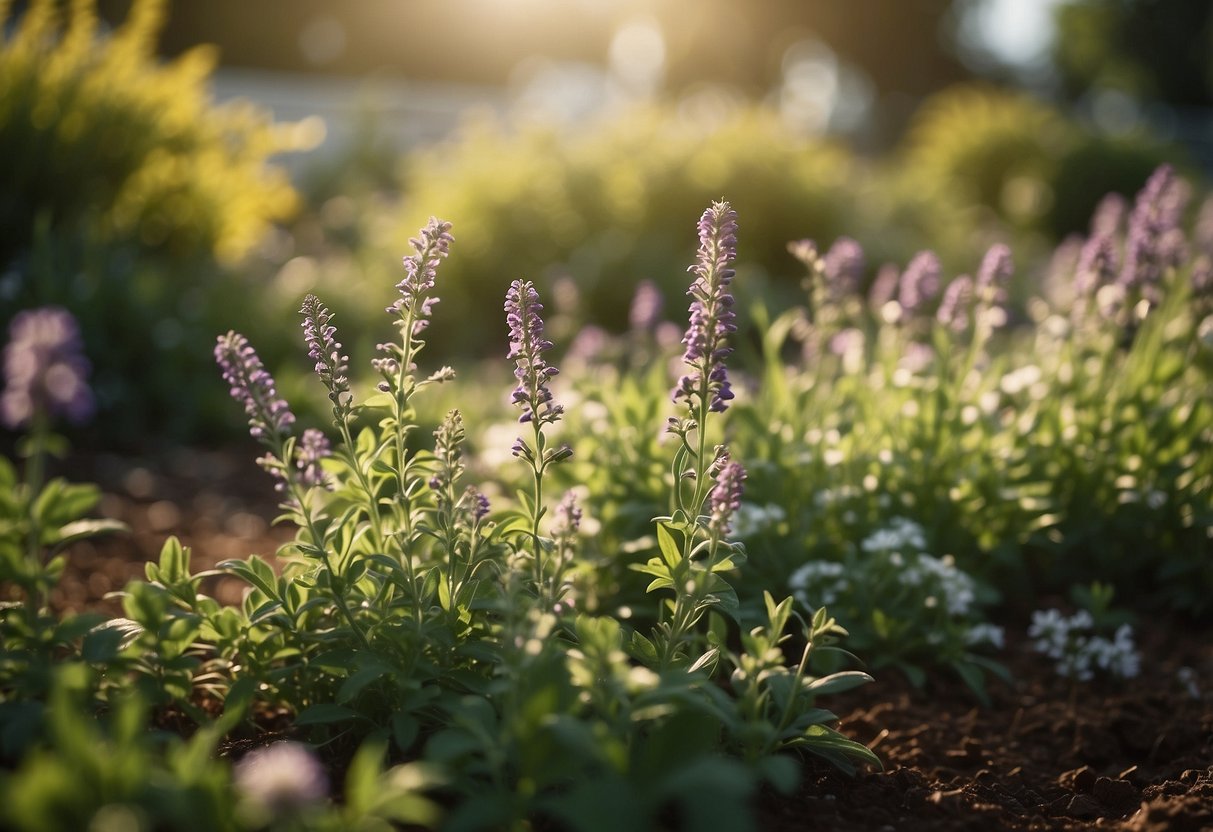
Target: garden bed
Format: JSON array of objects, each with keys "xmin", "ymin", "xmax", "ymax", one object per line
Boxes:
[{"xmin": 55, "ymin": 448, "xmax": 1213, "ymax": 832}]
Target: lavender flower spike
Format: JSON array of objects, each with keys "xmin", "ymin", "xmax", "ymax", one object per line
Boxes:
[
  {"xmin": 674, "ymin": 200, "xmax": 740, "ymax": 413},
  {"xmin": 552, "ymin": 490, "xmax": 583, "ymax": 537},
  {"xmin": 300, "ymin": 294, "xmax": 351, "ymax": 417},
  {"xmin": 295, "ymin": 428, "xmax": 332, "ymax": 489},
  {"xmin": 1, "ymin": 306, "xmax": 93, "ymax": 429},
  {"xmin": 823, "ymin": 236, "xmax": 865, "ymax": 298},
  {"xmin": 1120, "ymin": 165, "xmax": 1188, "ymax": 292},
  {"xmin": 215, "ymin": 331, "xmax": 295, "ymax": 440},
  {"xmin": 898, "ymin": 251, "xmax": 942, "ymax": 314},
  {"xmin": 388, "ymin": 217, "xmax": 454, "ymax": 327},
  {"xmin": 708, "ymin": 456, "xmax": 747, "ymax": 538},
  {"xmin": 505, "ymin": 279, "xmax": 563, "ymax": 426}
]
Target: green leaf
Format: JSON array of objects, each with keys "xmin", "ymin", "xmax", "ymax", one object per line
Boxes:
[
  {"xmin": 800, "ymin": 724, "xmax": 882, "ymax": 773},
  {"xmin": 218, "ymin": 555, "xmax": 279, "ymax": 601},
  {"xmin": 345, "ymin": 738, "xmax": 388, "ymax": 815},
  {"xmin": 338, "ymin": 665, "xmax": 391, "ymax": 704},
  {"xmin": 656, "ymin": 522, "xmax": 683, "ymax": 570},
  {"xmin": 52, "ymin": 519, "xmax": 126, "ymax": 549},
  {"xmin": 805, "ymin": 670, "xmax": 873, "ymax": 696},
  {"xmin": 629, "ymin": 630, "xmax": 659, "ymax": 665}
]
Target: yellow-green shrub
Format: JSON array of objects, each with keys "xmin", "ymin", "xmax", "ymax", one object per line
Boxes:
[
  {"xmin": 0, "ymin": 0, "xmax": 305, "ymax": 265},
  {"xmin": 396, "ymin": 107, "xmax": 864, "ymax": 356}
]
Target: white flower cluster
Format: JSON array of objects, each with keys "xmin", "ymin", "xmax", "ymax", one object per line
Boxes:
[
  {"xmin": 861, "ymin": 516, "xmax": 927, "ymax": 553},
  {"xmin": 787, "ymin": 560, "xmax": 848, "ymax": 607},
  {"xmin": 730, "ymin": 502, "xmax": 787, "ymax": 539},
  {"xmin": 789, "ymin": 517, "xmax": 988, "ymax": 632},
  {"xmin": 903, "ymin": 554, "xmax": 977, "ymax": 616},
  {"xmin": 964, "ymin": 622, "xmax": 1006, "ymax": 649},
  {"xmin": 1028, "ymin": 608, "xmax": 1141, "ymax": 681}
]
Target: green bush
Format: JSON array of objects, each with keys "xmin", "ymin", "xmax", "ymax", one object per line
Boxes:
[
  {"xmin": 395, "ymin": 108, "xmax": 864, "ymax": 356},
  {"xmin": 0, "ymin": 0, "xmax": 303, "ymax": 266}
]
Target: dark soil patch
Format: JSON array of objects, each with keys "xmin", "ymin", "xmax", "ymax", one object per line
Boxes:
[{"xmin": 45, "ymin": 449, "xmax": 1213, "ymax": 831}]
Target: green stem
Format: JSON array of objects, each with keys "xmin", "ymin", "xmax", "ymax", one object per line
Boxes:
[{"xmin": 290, "ymin": 482, "xmax": 372, "ymax": 652}]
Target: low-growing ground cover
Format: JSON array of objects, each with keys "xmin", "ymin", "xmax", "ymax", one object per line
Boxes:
[{"xmin": 2, "ymin": 166, "xmax": 1212, "ymax": 830}]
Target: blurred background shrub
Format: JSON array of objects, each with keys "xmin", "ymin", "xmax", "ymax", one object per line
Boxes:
[{"xmin": 0, "ymin": 0, "xmax": 311, "ymax": 443}]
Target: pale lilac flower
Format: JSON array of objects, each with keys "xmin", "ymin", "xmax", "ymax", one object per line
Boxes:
[
  {"xmin": 295, "ymin": 428, "xmax": 332, "ymax": 489},
  {"xmin": 898, "ymin": 251, "xmax": 941, "ymax": 314},
  {"xmin": 822, "ymin": 236, "xmax": 865, "ymax": 298},
  {"xmin": 1120, "ymin": 165, "xmax": 1188, "ymax": 293},
  {"xmin": 552, "ymin": 490, "xmax": 582, "ymax": 537},
  {"xmin": 235, "ymin": 742, "xmax": 329, "ymax": 815},
  {"xmin": 708, "ymin": 456, "xmax": 746, "ymax": 537},
  {"xmin": 975, "ymin": 243, "xmax": 1013, "ymax": 297},
  {"xmin": 1075, "ymin": 232, "xmax": 1118, "ymax": 297},
  {"xmin": 376, "ymin": 219, "xmax": 453, "ymax": 386},
  {"xmin": 300, "ymin": 294, "xmax": 351, "ymax": 416},
  {"xmin": 565, "ymin": 325, "xmax": 609, "ymax": 365},
  {"xmin": 869, "ymin": 263, "xmax": 901, "ymax": 312},
  {"xmin": 1089, "ymin": 192, "xmax": 1128, "ymax": 237},
  {"xmin": 628, "ymin": 280, "xmax": 664, "ymax": 331},
  {"xmin": 936, "ymin": 275, "xmax": 974, "ymax": 333},
  {"xmin": 215, "ymin": 331, "xmax": 295, "ymax": 440},
  {"xmin": 673, "ymin": 201, "xmax": 739, "ymax": 413},
  {"xmin": 506, "ymin": 279, "xmax": 563, "ymax": 426},
  {"xmin": 387, "ymin": 217, "xmax": 453, "ymax": 323},
  {"xmin": 1, "ymin": 306, "xmax": 93, "ymax": 429}
]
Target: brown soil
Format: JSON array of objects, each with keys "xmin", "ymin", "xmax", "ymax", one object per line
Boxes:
[{"xmin": 46, "ymin": 450, "xmax": 1213, "ymax": 832}]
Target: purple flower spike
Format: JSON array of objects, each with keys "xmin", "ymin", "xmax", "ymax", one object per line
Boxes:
[
  {"xmin": 388, "ymin": 217, "xmax": 454, "ymax": 322},
  {"xmin": 674, "ymin": 201, "xmax": 739, "ymax": 413},
  {"xmin": 1120, "ymin": 165, "xmax": 1188, "ymax": 292},
  {"xmin": 215, "ymin": 331, "xmax": 295, "ymax": 440},
  {"xmin": 505, "ymin": 279, "xmax": 563, "ymax": 427},
  {"xmin": 936, "ymin": 275, "xmax": 974, "ymax": 333},
  {"xmin": 975, "ymin": 244, "xmax": 1013, "ymax": 295},
  {"xmin": 629, "ymin": 280, "xmax": 664, "ymax": 332},
  {"xmin": 898, "ymin": 251, "xmax": 942, "ymax": 314},
  {"xmin": 1089, "ymin": 193, "xmax": 1128, "ymax": 237},
  {"xmin": 553, "ymin": 490, "xmax": 582, "ymax": 537},
  {"xmin": 1, "ymin": 306, "xmax": 93, "ymax": 429},
  {"xmin": 823, "ymin": 236, "xmax": 865, "ymax": 298},
  {"xmin": 465, "ymin": 486, "xmax": 490, "ymax": 522},
  {"xmin": 868, "ymin": 263, "xmax": 901, "ymax": 315},
  {"xmin": 295, "ymin": 428, "xmax": 332, "ymax": 489},
  {"xmin": 1075, "ymin": 232, "xmax": 1118, "ymax": 297},
  {"xmin": 300, "ymin": 294, "xmax": 351, "ymax": 415},
  {"xmin": 708, "ymin": 456, "xmax": 747, "ymax": 538}
]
